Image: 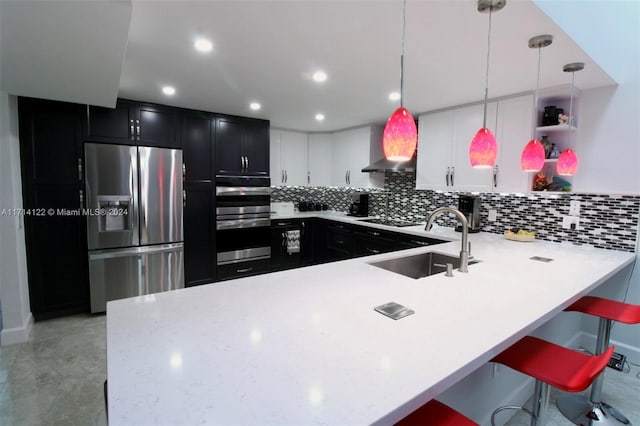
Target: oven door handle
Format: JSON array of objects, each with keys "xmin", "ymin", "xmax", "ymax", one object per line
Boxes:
[
  {"xmin": 216, "ymin": 218, "xmax": 271, "ymax": 230},
  {"xmin": 216, "ymin": 187, "xmax": 272, "ymax": 196}
]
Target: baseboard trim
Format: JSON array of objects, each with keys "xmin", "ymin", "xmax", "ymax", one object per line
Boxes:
[
  {"xmin": 578, "ymin": 331, "xmax": 640, "ymax": 364},
  {"xmin": 0, "ymin": 313, "xmax": 33, "ymax": 346}
]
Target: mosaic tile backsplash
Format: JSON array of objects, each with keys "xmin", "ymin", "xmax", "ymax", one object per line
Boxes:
[{"xmin": 272, "ymin": 172, "xmax": 640, "ymax": 252}]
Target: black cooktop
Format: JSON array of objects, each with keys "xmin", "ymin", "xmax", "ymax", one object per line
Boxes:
[{"xmin": 358, "ymin": 218, "xmax": 422, "ymax": 227}]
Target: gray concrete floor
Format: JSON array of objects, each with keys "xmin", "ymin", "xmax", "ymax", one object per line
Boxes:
[{"xmin": 1, "ymin": 314, "xmax": 638, "ymax": 425}]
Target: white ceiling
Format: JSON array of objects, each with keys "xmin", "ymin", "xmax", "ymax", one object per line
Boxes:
[{"xmin": 1, "ymin": 0, "xmax": 616, "ymax": 132}]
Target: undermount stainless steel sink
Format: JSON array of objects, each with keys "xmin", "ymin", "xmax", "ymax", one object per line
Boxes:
[{"xmin": 369, "ymin": 252, "xmax": 479, "ymax": 279}]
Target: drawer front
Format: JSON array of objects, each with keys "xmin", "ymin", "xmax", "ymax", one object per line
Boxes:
[{"xmin": 216, "ymin": 259, "xmax": 270, "ymax": 281}]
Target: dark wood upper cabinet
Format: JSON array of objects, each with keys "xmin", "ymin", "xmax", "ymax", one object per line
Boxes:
[
  {"xmin": 84, "ymin": 100, "xmax": 135, "ymax": 144},
  {"xmin": 84, "ymin": 99, "xmax": 181, "ymax": 148},
  {"xmin": 183, "ymin": 111, "xmax": 215, "ymax": 182},
  {"xmin": 137, "ymin": 103, "xmax": 181, "ymax": 148},
  {"xmin": 215, "ymin": 116, "xmax": 269, "ymax": 177},
  {"xmin": 18, "ymin": 97, "xmax": 90, "ymax": 319}
]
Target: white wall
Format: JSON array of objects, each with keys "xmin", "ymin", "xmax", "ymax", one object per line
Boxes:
[{"xmin": 0, "ymin": 92, "xmax": 33, "ymax": 345}]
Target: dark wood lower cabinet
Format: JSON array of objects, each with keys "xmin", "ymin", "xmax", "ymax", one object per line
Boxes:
[
  {"xmin": 18, "ymin": 97, "xmax": 89, "ymax": 320},
  {"xmin": 184, "ymin": 183, "xmax": 215, "ymax": 286}
]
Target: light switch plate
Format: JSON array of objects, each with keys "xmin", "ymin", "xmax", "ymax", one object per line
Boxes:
[
  {"xmin": 569, "ymin": 200, "xmax": 581, "ymax": 216},
  {"xmin": 488, "ymin": 209, "xmax": 497, "ymax": 222}
]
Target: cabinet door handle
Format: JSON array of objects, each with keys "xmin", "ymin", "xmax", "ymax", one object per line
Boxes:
[
  {"xmin": 136, "ymin": 120, "xmax": 140, "ymax": 140},
  {"xmin": 367, "ymin": 248, "xmax": 381, "ymax": 254},
  {"xmin": 183, "ymin": 190, "xmax": 186, "ymax": 207},
  {"xmin": 245, "ymin": 156, "xmax": 249, "ymax": 172},
  {"xmin": 182, "ymin": 164, "xmax": 186, "ymax": 179},
  {"xmin": 284, "ymin": 169, "xmax": 288, "ymax": 183},
  {"xmin": 301, "ymin": 221, "xmax": 305, "ymax": 236},
  {"xmin": 446, "ymin": 167, "xmax": 450, "ymax": 186},
  {"xmin": 345, "ymin": 171, "xmax": 348, "ymax": 184},
  {"xmin": 493, "ymin": 165, "xmax": 498, "ymax": 188},
  {"xmin": 79, "ymin": 189, "xmax": 84, "ymax": 208},
  {"xmin": 410, "ymin": 240, "xmax": 429, "ymax": 246},
  {"xmin": 307, "ymin": 171, "xmax": 310, "ymax": 184},
  {"xmin": 347, "ymin": 170, "xmax": 351, "ymax": 184},
  {"xmin": 450, "ymin": 166, "xmax": 455, "ymax": 187},
  {"xmin": 241, "ymin": 156, "xmax": 246, "ymax": 172},
  {"xmin": 77, "ymin": 158, "xmax": 83, "ymax": 181},
  {"xmin": 370, "ymin": 231, "xmax": 380, "ymax": 236},
  {"xmin": 281, "ymin": 169, "xmax": 284, "ymax": 183},
  {"xmin": 130, "ymin": 120, "xmax": 135, "ymax": 140},
  {"xmin": 236, "ymin": 267, "xmax": 253, "ymax": 273},
  {"xmin": 282, "ymin": 232, "xmax": 287, "ymax": 248}
]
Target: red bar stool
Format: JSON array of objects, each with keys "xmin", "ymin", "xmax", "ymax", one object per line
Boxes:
[
  {"xmin": 490, "ymin": 335, "xmax": 614, "ymax": 426},
  {"xmin": 556, "ymin": 296, "xmax": 640, "ymax": 425},
  {"xmin": 395, "ymin": 399, "xmax": 478, "ymax": 426}
]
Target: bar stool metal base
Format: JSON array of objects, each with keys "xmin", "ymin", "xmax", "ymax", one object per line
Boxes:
[{"xmin": 556, "ymin": 395, "xmax": 631, "ymax": 425}]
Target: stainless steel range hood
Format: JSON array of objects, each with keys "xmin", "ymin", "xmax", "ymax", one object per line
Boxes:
[{"xmin": 361, "ymin": 156, "xmax": 416, "ymax": 173}]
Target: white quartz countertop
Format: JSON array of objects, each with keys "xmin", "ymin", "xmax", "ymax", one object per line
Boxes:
[{"xmin": 107, "ymin": 221, "xmax": 635, "ymax": 425}]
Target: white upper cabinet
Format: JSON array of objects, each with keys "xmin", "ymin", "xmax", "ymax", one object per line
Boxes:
[
  {"xmin": 270, "ymin": 129, "xmax": 308, "ymax": 186},
  {"xmin": 417, "ymin": 95, "xmax": 534, "ymax": 193},
  {"xmin": 416, "ymin": 102, "xmax": 497, "ymax": 191},
  {"xmin": 416, "ymin": 109, "xmax": 454, "ymax": 191},
  {"xmin": 308, "ymin": 133, "xmax": 332, "ymax": 186},
  {"xmin": 493, "ymin": 95, "xmax": 534, "ymax": 193},
  {"xmin": 331, "ymin": 125, "xmax": 382, "ymax": 188}
]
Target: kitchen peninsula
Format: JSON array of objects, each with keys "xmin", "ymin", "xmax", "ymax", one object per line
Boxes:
[{"xmin": 106, "ymin": 220, "xmax": 634, "ymax": 425}]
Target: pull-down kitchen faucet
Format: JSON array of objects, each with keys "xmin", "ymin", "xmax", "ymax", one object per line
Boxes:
[{"xmin": 425, "ymin": 207, "xmax": 469, "ymax": 273}]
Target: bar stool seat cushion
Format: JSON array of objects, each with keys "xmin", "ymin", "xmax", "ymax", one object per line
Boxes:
[
  {"xmin": 491, "ymin": 336, "xmax": 614, "ymax": 393},
  {"xmin": 565, "ymin": 296, "xmax": 640, "ymax": 324},
  {"xmin": 394, "ymin": 399, "xmax": 478, "ymax": 426}
]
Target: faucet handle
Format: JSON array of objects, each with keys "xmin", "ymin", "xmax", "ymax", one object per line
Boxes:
[{"xmin": 445, "ymin": 263, "xmax": 454, "ymax": 277}]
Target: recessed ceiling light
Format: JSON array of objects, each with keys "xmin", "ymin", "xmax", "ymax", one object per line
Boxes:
[
  {"xmin": 389, "ymin": 92, "xmax": 401, "ymax": 101},
  {"xmin": 194, "ymin": 37, "xmax": 213, "ymax": 53},
  {"xmin": 162, "ymin": 86, "xmax": 176, "ymax": 96},
  {"xmin": 249, "ymin": 102, "xmax": 261, "ymax": 111},
  {"xmin": 312, "ymin": 71, "xmax": 328, "ymax": 83},
  {"xmin": 315, "ymin": 113, "xmax": 325, "ymax": 121}
]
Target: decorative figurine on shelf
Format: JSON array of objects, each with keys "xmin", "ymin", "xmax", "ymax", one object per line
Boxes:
[
  {"xmin": 533, "ymin": 172, "xmax": 552, "ymax": 191},
  {"xmin": 558, "ymin": 113, "xmax": 575, "ymax": 127},
  {"xmin": 541, "ymin": 135, "xmax": 552, "ymax": 159},
  {"xmin": 550, "ymin": 143, "xmax": 560, "ymax": 159}
]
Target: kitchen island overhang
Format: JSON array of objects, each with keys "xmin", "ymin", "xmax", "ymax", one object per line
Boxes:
[{"xmin": 106, "ymin": 229, "xmax": 635, "ymax": 425}]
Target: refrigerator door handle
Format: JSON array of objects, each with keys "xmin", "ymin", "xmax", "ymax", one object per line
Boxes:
[{"xmin": 89, "ymin": 243, "xmax": 184, "ymax": 260}]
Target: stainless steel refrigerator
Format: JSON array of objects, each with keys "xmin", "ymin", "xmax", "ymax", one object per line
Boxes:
[{"xmin": 85, "ymin": 143, "xmax": 184, "ymax": 313}]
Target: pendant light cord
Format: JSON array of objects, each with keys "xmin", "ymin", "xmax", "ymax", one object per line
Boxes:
[
  {"xmin": 481, "ymin": 7, "xmax": 493, "ymax": 128},
  {"xmin": 567, "ymin": 71, "xmax": 575, "ymax": 145},
  {"xmin": 534, "ymin": 46, "xmax": 541, "ymax": 112},
  {"xmin": 400, "ymin": 0, "xmax": 407, "ymax": 108}
]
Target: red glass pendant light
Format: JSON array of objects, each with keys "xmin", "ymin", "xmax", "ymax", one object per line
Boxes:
[
  {"xmin": 383, "ymin": 107, "xmax": 417, "ymax": 161},
  {"xmin": 521, "ymin": 139, "xmax": 546, "ymax": 172},
  {"xmin": 469, "ymin": 128, "xmax": 497, "ymax": 168},
  {"xmin": 555, "ymin": 62, "xmax": 584, "ymax": 177},
  {"xmin": 520, "ymin": 35, "xmax": 553, "ymax": 172},
  {"xmin": 469, "ymin": 0, "xmax": 505, "ymax": 169},
  {"xmin": 557, "ymin": 149, "xmax": 578, "ymax": 176},
  {"xmin": 383, "ymin": 0, "xmax": 417, "ymax": 162}
]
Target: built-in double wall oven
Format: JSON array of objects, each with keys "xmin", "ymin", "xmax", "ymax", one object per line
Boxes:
[{"xmin": 215, "ymin": 176, "xmax": 271, "ymax": 280}]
